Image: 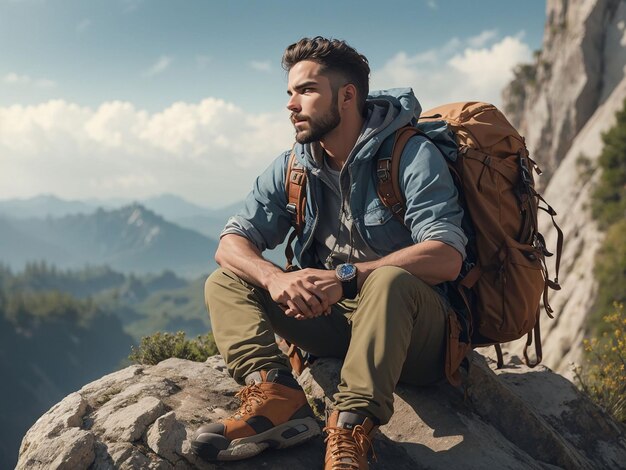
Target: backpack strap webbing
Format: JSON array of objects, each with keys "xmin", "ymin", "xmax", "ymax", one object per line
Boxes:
[
  {"xmin": 284, "ymin": 150, "xmax": 307, "ymax": 271},
  {"xmin": 523, "ymin": 317, "xmax": 543, "ymax": 368},
  {"xmin": 376, "ymin": 126, "xmax": 420, "ymax": 221}
]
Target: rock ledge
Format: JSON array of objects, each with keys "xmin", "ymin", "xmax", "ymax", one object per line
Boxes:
[{"xmin": 17, "ymin": 353, "xmax": 626, "ymax": 469}]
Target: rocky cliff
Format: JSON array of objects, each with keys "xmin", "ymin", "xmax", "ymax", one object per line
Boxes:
[
  {"xmin": 15, "ymin": 354, "xmax": 626, "ymax": 469},
  {"xmin": 500, "ymin": 0, "xmax": 626, "ymax": 376},
  {"xmin": 502, "ymin": 0, "xmax": 626, "ymax": 182}
]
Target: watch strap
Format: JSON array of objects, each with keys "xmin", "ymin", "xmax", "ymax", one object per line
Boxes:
[{"xmin": 342, "ymin": 275, "xmax": 358, "ymax": 300}]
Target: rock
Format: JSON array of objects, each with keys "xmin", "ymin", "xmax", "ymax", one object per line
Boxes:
[
  {"xmin": 146, "ymin": 411, "xmax": 186, "ymax": 462},
  {"xmin": 16, "ymin": 354, "xmax": 626, "ymax": 470},
  {"xmin": 502, "ymin": 0, "xmax": 626, "ymax": 183},
  {"xmin": 19, "ymin": 427, "xmax": 96, "ymax": 470}
]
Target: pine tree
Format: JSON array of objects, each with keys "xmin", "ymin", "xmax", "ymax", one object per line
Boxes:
[
  {"xmin": 590, "ymin": 97, "xmax": 626, "ymax": 325},
  {"xmin": 592, "ymin": 98, "xmax": 626, "ymax": 228}
]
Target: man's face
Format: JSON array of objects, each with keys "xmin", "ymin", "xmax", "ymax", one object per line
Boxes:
[{"xmin": 286, "ymin": 60, "xmax": 340, "ymax": 144}]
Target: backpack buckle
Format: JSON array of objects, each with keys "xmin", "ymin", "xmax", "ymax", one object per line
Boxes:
[
  {"xmin": 286, "ymin": 203, "xmax": 297, "ymax": 215},
  {"xmin": 377, "ymin": 158, "xmax": 392, "ymax": 182},
  {"xmin": 519, "ymin": 155, "xmax": 532, "ymax": 185},
  {"xmin": 391, "ymin": 202, "xmax": 404, "ymax": 215},
  {"xmin": 290, "ymin": 171, "xmax": 305, "ymax": 185}
]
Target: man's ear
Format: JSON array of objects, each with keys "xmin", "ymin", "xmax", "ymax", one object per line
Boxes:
[{"xmin": 340, "ymin": 84, "xmax": 358, "ymax": 110}]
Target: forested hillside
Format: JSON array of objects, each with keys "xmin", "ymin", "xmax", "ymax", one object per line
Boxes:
[
  {"xmin": 0, "ymin": 273, "xmax": 134, "ymax": 470},
  {"xmin": 0, "ymin": 264, "xmax": 211, "ymax": 468}
]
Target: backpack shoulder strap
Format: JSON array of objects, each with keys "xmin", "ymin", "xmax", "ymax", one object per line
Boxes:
[
  {"xmin": 284, "ymin": 149, "xmax": 307, "ymax": 271},
  {"xmin": 376, "ymin": 126, "xmax": 422, "ymax": 221},
  {"xmin": 285, "ymin": 150, "xmax": 306, "ymax": 234}
]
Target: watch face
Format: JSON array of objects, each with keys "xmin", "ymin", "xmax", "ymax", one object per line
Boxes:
[{"xmin": 336, "ymin": 263, "xmax": 357, "ymax": 281}]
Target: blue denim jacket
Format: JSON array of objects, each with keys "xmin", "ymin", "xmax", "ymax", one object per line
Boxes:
[{"xmin": 222, "ymin": 88, "xmax": 467, "ymax": 269}]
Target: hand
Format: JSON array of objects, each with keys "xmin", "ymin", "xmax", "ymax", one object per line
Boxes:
[
  {"xmin": 289, "ymin": 270, "xmax": 342, "ymax": 319},
  {"xmin": 312, "ymin": 275, "xmax": 342, "ymax": 309},
  {"xmin": 266, "ymin": 268, "xmax": 340, "ymax": 320}
]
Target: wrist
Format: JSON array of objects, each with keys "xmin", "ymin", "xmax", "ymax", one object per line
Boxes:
[
  {"xmin": 261, "ymin": 267, "xmax": 284, "ymax": 290},
  {"xmin": 354, "ymin": 261, "xmax": 375, "ymax": 289}
]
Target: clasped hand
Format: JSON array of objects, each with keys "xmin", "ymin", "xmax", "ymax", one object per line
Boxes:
[{"xmin": 266, "ymin": 268, "xmax": 343, "ymax": 320}]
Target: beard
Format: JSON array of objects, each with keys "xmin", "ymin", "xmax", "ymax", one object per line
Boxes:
[{"xmin": 292, "ymin": 101, "xmax": 341, "ymax": 144}]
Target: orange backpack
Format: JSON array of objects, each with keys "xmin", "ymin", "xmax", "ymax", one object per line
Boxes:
[{"xmin": 284, "ymin": 102, "xmax": 563, "ymax": 380}]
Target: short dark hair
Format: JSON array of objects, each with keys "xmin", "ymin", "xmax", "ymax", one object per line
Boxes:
[{"xmin": 282, "ymin": 36, "xmax": 370, "ymax": 114}]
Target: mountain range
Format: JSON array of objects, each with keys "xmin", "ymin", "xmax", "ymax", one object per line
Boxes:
[
  {"xmin": 0, "ymin": 201, "xmax": 219, "ymax": 278},
  {"xmin": 0, "ymin": 193, "xmax": 240, "ymax": 239},
  {"xmin": 0, "ymin": 194, "xmax": 288, "ymax": 273}
]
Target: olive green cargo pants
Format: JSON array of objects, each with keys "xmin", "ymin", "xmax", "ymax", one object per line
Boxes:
[{"xmin": 205, "ymin": 265, "xmax": 447, "ymax": 424}]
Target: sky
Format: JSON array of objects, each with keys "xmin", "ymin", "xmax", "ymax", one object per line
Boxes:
[{"xmin": 0, "ymin": 0, "xmax": 547, "ymax": 208}]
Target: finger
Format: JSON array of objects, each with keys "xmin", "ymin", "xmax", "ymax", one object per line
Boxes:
[
  {"xmin": 302, "ymin": 282, "xmax": 329, "ymax": 313},
  {"xmin": 284, "ymin": 303, "xmax": 305, "ymax": 320},
  {"xmin": 301, "ymin": 292, "xmax": 324, "ymax": 316},
  {"xmin": 292, "ymin": 296, "xmax": 314, "ymax": 318},
  {"xmin": 284, "ymin": 300, "xmax": 301, "ymax": 317},
  {"xmin": 284, "ymin": 306, "xmax": 300, "ymax": 317},
  {"xmin": 287, "ymin": 307, "xmax": 317, "ymax": 320}
]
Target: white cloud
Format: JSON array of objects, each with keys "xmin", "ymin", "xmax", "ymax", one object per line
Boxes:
[
  {"xmin": 76, "ymin": 18, "xmax": 91, "ymax": 34},
  {"xmin": 371, "ymin": 31, "xmax": 532, "ymax": 110},
  {"xmin": 467, "ymin": 29, "xmax": 498, "ymax": 48},
  {"xmin": 3, "ymin": 73, "xmax": 56, "ymax": 88},
  {"xmin": 0, "ymin": 30, "xmax": 533, "ymax": 206},
  {"xmin": 250, "ymin": 60, "xmax": 272, "ymax": 73},
  {"xmin": 143, "ymin": 56, "xmax": 172, "ymax": 77},
  {"xmin": 0, "ymin": 98, "xmax": 294, "ymax": 205},
  {"xmin": 426, "ymin": 0, "xmax": 437, "ymax": 10}
]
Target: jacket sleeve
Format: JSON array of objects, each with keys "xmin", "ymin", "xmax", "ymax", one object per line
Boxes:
[
  {"xmin": 220, "ymin": 150, "xmax": 293, "ymax": 252},
  {"xmin": 398, "ymin": 135, "xmax": 468, "ymax": 259}
]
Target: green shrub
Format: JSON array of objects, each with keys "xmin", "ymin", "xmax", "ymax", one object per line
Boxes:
[
  {"xmin": 592, "ymin": 220, "xmax": 626, "ymax": 326},
  {"xmin": 576, "ymin": 99, "xmax": 626, "ymax": 422},
  {"xmin": 574, "ymin": 304, "xmax": 626, "ymax": 423},
  {"xmin": 128, "ymin": 331, "xmax": 218, "ymax": 365}
]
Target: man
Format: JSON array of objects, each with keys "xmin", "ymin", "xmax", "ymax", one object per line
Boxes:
[{"xmin": 191, "ymin": 36, "xmax": 467, "ymax": 469}]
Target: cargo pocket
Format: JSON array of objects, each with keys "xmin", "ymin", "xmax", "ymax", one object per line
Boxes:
[{"xmin": 474, "ymin": 236, "xmax": 544, "ymax": 342}]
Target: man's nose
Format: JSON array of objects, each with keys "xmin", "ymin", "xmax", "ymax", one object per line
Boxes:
[{"xmin": 286, "ymin": 95, "xmax": 300, "ymax": 112}]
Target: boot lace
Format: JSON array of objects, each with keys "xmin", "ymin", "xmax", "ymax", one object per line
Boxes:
[
  {"xmin": 323, "ymin": 423, "xmax": 377, "ymax": 469},
  {"xmin": 232, "ymin": 383, "xmax": 268, "ymax": 418}
]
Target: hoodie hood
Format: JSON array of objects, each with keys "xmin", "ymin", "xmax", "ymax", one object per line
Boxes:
[
  {"xmin": 367, "ymin": 87, "xmax": 421, "ymax": 124},
  {"xmin": 294, "ymin": 87, "xmax": 422, "ymax": 168}
]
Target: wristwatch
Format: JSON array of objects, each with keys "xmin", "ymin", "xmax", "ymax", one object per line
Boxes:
[{"xmin": 335, "ymin": 263, "xmax": 358, "ymax": 299}]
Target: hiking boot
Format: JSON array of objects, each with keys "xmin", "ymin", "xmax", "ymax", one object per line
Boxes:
[
  {"xmin": 190, "ymin": 368, "xmax": 320, "ymax": 461},
  {"xmin": 324, "ymin": 409, "xmax": 378, "ymax": 470}
]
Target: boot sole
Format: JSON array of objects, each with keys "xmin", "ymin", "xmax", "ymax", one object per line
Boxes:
[{"xmin": 191, "ymin": 416, "xmax": 321, "ymax": 461}]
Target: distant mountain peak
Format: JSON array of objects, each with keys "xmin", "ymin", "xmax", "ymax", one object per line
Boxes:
[
  {"xmin": 0, "ymin": 201, "xmax": 217, "ymax": 277},
  {"xmin": 127, "ymin": 207, "xmax": 145, "ymax": 227}
]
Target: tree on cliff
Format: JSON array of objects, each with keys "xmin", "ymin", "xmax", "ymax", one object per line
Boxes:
[{"xmin": 591, "ymin": 98, "xmax": 626, "ymax": 317}]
